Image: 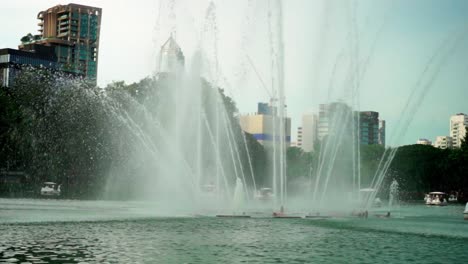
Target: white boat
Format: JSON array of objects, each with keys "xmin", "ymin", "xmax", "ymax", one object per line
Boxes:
[
  {"xmin": 424, "ymin": 194, "xmax": 430, "ymax": 203},
  {"xmin": 464, "ymin": 202, "xmax": 468, "ymax": 220},
  {"xmin": 40, "ymin": 182, "xmax": 61, "ymax": 197},
  {"xmin": 425, "ymin": 192, "xmax": 447, "ymax": 206},
  {"xmin": 448, "ymin": 194, "xmax": 458, "ymax": 203}
]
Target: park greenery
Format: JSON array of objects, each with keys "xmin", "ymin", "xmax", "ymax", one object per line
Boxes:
[
  {"xmin": 0, "ymin": 69, "xmax": 266, "ymax": 198},
  {"xmin": 0, "ymin": 69, "xmax": 467, "ymax": 201}
]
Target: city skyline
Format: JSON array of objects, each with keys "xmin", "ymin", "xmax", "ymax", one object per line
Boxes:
[{"xmin": 1, "ymin": 0, "xmax": 468, "ymax": 146}]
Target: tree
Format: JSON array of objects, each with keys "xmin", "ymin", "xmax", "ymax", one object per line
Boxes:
[{"xmin": 20, "ymin": 33, "xmax": 34, "ymax": 43}]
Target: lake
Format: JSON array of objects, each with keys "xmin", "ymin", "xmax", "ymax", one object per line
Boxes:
[{"xmin": 1, "ymin": 199, "xmax": 467, "ymax": 263}]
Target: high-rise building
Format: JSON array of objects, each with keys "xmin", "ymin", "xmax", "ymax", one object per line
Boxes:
[
  {"xmin": 416, "ymin": 138, "xmax": 432, "ymax": 145},
  {"xmin": 317, "ymin": 103, "xmax": 385, "ymax": 147},
  {"xmin": 378, "ymin": 120, "xmax": 386, "ymax": 147},
  {"xmin": 450, "ymin": 113, "xmax": 468, "ymax": 148},
  {"xmin": 19, "ymin": 3, "xmax": 102, "ymax": 82},
  {"xmin": 239, "ymin": 102, "xmax": 291, "ymax": 146},
  {"xmin": 296, "ymin": 127, "xmax": 303, "ymax": 148},
  {"xmin": 434, "ymin": 136, "xmax": 452, "ymax": 149},
  {"xmin": 358, "ymin": 111, "xmax": 380, "ymax": 145},
  {"xmin": 298, "ymin": 113, "xmax": 318, "ymax": 152},
  {"xmin": 317, "ymin": 102, "xmax": 353, "ymax": 141},
  {"xmin": 158, "ymin": 36, "xmax": 185, "ymax": 75},
  {"xmin": 0, "ymin": 46, "xmax": 58, "ymax": 87}
]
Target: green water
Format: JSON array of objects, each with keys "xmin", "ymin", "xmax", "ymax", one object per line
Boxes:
[{"xmin": 1, "ymin": 199, "xmax": 467, "ymax": 263}]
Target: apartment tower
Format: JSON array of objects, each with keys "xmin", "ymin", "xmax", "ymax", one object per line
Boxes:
[{"xmin": 19, "ymin": 4, "xmax": 102, "ymax": 81}]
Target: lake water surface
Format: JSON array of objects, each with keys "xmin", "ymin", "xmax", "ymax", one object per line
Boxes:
[{"xmin": 1, "ymin": 199, "xmax": 467, "ymax": 263}]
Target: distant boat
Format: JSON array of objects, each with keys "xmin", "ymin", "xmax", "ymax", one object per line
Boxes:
[
  {"xmin": 254, "ymin": 187, "xmax": 274, "ymax": 201},
  {"xmin": 464, "ymin": 203, "xmax": 468, "ymax": 220},
  {"xmin": 425, "ymin": 192, "xmax": 447, "ymax": 206},
  {"xmin": 448, "ymin": 194, "xmax": 458, "ymax": 203},
  {"xmin": 40, "ymin": 182, "xmax": 61, "ymax": 197}
]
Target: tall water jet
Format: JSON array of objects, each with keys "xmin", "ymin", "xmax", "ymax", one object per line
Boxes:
[
  {"xmin": 101, "ymin": 32, "xmax": 258, "ymax": 214},
  {"xmin": 266, "ymin": 0, "xmax": 287, "ymax": 211},
  {"xmin": 232, "ymin": 177, "xmax": 245, "ymax": 213},
  {"xmin": 388, "ymin": 179, "xmax": 399, "ymax": 208}
]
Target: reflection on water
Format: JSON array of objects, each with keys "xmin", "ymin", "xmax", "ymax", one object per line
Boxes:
[{"xmin": 1, "ymin": 200, "xmax": 468, "ymax": 263}]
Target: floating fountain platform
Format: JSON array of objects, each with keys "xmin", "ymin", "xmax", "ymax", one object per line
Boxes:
[
  {"xmin": 216, "ymin": 214, "xmax": 251, "ymax": 218},
  {"xmin": 305, "ymin": 215, "xmax": 332, "ymax": 219},
  {"xmin": 272, "ymin": 215, "xmax": 302, "ymax": 219}
]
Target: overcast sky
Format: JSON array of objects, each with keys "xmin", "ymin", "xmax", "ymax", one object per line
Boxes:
[{"xmin": 1, "ymin": 0, "xmax": 468, "ymax": 146}]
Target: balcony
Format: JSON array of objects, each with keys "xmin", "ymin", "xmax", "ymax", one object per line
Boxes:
[
  {"xmin": 57, "ymin": 32, "xmax": 69, "ymax": 38},
  {"xmin": 58, "ymin": 14, "xmax": 69, "ymax": 21}
]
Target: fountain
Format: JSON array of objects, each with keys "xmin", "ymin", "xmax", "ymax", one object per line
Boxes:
[
  {"xmin": 216, "ymin": 177, "xmax": 250, "ymax": 218},
  {"xmin": 99, "ymin": 32, "xmax": 259, "ymax": 215},
  {"xmin": 232, "ymin": 177, "xmax": 245, "ymax": 213},
  {"xmin": 388, "ymin": 179, "xmax": 399, "ymax": 208},
  {"xmin": 9, "ymin": 0, "xmax": 457, "ymax": 219}
]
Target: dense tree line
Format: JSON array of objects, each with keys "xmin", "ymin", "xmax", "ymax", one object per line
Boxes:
[
  {"xmin": 1, "ymin": 69, "xmax": 466, "ymax": 201},
  {"xmin": 285, "ymin": 137, "xmax": 468, "ymax": 202},
  {"xmin": 0, "ymin": 69, "xmax": 267, "ymax": 199}
]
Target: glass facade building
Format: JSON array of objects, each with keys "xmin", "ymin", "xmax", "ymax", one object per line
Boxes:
[
  {"xmin": 0, "ymin": 48, "xmax": 58, "ymax": 87},
  {"xmin": 357, "ymin": 111, "xmax": 382, "ymax": 146},
  {"xmin": 19, "ymin": 4, "xmax": 102, "ymax": 83}
]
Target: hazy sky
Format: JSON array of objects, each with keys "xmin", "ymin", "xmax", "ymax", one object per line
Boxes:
[{"xmin": 1, "ymin": 0, "xmax": 468, "ymax": 146}]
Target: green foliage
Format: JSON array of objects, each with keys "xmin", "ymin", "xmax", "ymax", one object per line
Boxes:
[
  {"xmin": 2, "ymin": 68, "xmax": 465, "ymax": 201},
  {"xmin": 0, "ymin": 70, "xmax": 267, "ymax": 199},
  {"xmin": 20, "ymin": 33, "xmax": 34, "ymax": 43},
  {"xmin": 360, "ymin": 144, "xmax": 385, "ymax": 186},
  {"xmin": 461, "ymin": 126, "xmax": 468, "ymax": 151},
  {"xmin": 0, "ymin": 69, "xmax": 114, "ymax": 198},
  {"xmin": 285, "ymin": 142, "xmax": 468, "ymax": 201}
]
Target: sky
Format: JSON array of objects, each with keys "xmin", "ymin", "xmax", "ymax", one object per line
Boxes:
[{"xmin": 1, "ymin": 0, "xmax": 468, "ymax": 146}]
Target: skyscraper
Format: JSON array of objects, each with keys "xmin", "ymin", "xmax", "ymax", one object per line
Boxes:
[
  {"xmin": 298, "ymin": 113, "xmax": 318, "ymax": 152},
  {"xmin": 378, "ymin": 120, "xmax": 386, "ymax": 147},
  {"xmin": 158, "ymin": 36, "xmax": 185, "ymax": 75},
  {"xmin": 296, "ymin": 127, "xmax": 303, "ymax": 148},
  {"xmin": 358, "ymin": 111, "xmax": 380, "ymax": 145},
  {"xmin": 317, "ymin": 102, "xmax": 353, "ymax": 141},
  {"xmin": 450, "ymin": 113, "xmax": 468, "ymax": 148},
  {"xmin": 19, "ymin": 4, "xmax": 102, "ymax": 82}
]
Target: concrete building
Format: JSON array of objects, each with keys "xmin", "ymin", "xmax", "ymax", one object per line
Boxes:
[
  {"xmin": 297, "ymin": 113, "xmax": 318, "ymax": 152},
  {"xmin": 0, "ymin": 47, "xmax": 58, "ymax": 87},
  {"xmin": 450, "ymin": 113, "xmax": 468, "ymax": 148},
  {"xmin": 434, "ymin": 136, "xmax": 452, "ymax": 149},
  {"xmin": 19, "ymin": 3, "xmax": 102, "ymax": 82},
  {"xmin": 239, "ymin": 103, "xmax": 291, "ymax": 146},
  {"xmin": 296, "ymin": 127, "xmax": 303, "ymax": 148},
  {"xmin": 416, "ymin": 138, "xmax": 432, "ymax": 145}
]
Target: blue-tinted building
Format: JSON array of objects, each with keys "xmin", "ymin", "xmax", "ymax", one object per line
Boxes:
[
  {"xmin": 18, "ymin": 3, "xmax": 102, "ymax": 83},
  {"xmin": 358, "ymin": 111, "xmax": 381, "ymax": 145},
  {"xmin": 0, "ymin": 47, "xmax": 58, "ymax": 87}
]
